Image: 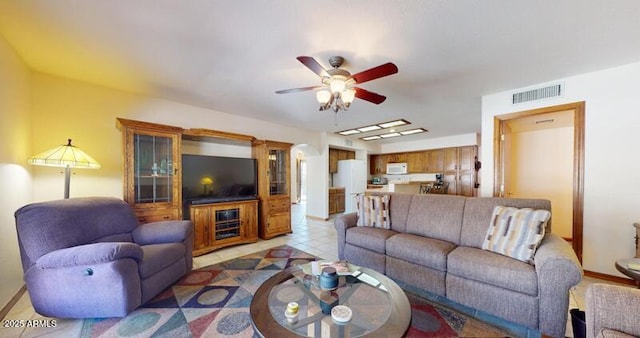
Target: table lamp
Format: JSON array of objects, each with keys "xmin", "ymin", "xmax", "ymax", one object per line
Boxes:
[{"xmin": 28, "ymin": 139, "xmax": 101, "ymax": 199}]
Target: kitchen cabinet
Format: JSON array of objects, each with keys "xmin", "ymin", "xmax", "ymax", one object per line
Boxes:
[
  {"xmin": 425, "ymin": 149, "xmax": 445, "ymax": 173},
  {"xmin": 369, "ymin": 154, "xmax": 390, "ymax": 175},
  {"xmin": 329, "ymin": 148, "xmax": 356, "ymax": 173},
  {"xmin": 116, "ymin": 118, "xmax": 184, "ymax": 222},
  {"xmin": 387, "ymin": 153, "xmax": 407, "ymax": 163},
  {"xmin": 443, "ymin": 146, "xmax": 477, "ymax": 196},
  {"xmin": 190, "ymin": 200, "xmax": 258, "ymax": 256},
  {"xmin": 329, "ymin": 148, "xmax": 339, "ymax": 173},
  {"xmin": 328, "ymin": 187, "xmax": 345, "ymax": 214},
  {"xmin": 406, "ymin": 151, "xmax": 426, "ymax": 173},
  {"xmin": 252, "ymin": 140, "xmax": 293, "ymax": 239}
]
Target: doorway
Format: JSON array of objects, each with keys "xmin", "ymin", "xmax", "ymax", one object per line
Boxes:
[{"xmin": 494, "ymin": 102, "xmax": 585, "ymax": 262}]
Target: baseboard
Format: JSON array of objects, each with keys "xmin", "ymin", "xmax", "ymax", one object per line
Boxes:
[
  {"xmin": 306, "ymin": 215, "xmax": 329, "ymax": 221},
  {"xmin": 584, "ymin": 269, "xmax": 635, "ymax": 286},
  {"xmin": 0, "ymin": 284, "xmax": 27, "ymax": 321}
]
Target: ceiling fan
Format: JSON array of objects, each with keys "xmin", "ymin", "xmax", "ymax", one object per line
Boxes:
[{"xmin": 276, "ymin": 56, "xmax": 398, "ymax": 112}]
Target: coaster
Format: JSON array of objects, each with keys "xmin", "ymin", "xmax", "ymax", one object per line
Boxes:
[{"xmin": 331, "ymin": 305, "xmax": 352, "ymax": 323}]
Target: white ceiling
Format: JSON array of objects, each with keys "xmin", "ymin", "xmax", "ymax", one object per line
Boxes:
[{"xmin": 1, "ymin": 1, "xmax": 640, "ymax": 143}]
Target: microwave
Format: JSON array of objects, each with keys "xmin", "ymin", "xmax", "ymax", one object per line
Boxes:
[{"xmin": 386, "ymin": 162, "xmax": 408, "ymax": 175}]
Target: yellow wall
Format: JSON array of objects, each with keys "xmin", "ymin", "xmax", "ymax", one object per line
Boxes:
[
  {"xmin": 510, "ymin": 127, "xmax": 574, "ymax": 239},
  {"xmin": 0, "ymin": 35, "xmax": 32, "ymax": 307}
]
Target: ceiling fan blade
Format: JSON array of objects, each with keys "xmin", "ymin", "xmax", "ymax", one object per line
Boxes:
[
  {"xmin": 275, "ymin": 85, "xmax": 323, "ymax": 94},
  {"xmin": 351, "ymin": 62, "xmax": 398, "ymax": 84},
  {"xmin": 296, "ymin": 56, "xmax": 330, "ymax": 77},
  {"xmin": 354, "ymin": 87, "xmax": 387, "ymax": 104}
]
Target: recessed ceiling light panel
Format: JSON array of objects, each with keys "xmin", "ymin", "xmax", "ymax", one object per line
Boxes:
[
  {"xmin": 357, "ymin": 125, "xmax": 382, "ymax": 132},
  {"xmin": 399, "ymin": 128, "xmax": 427, "ymax": 135},
  {"xmin": 338, "ymin": 129, "xmax": 360, "ymax": 135},
  {"xmin": 378, "ymin": 119, "xmax": 409, "ymax": 128}
]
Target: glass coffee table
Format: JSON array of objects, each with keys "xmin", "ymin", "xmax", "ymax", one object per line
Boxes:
[{"xmin": 250, "ymin": 262, "xmax": 410, "ymax": 337}]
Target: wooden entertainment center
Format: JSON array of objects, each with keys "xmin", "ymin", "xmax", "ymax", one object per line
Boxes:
[{"xmin": 116, "ymin": 118, "xmax": 292, "ymax": 256}]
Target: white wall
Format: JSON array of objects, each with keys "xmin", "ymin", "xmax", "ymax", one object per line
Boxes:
[
  {"xmin": 481, "ymin": 61, "xmax": 640, "ymax": 276},
  {"xmin": 0, "ymin": 35, "xmax": 32, "ymax": 308},
  {"xmin": 380, "ymin": 133, "xmax": 478, "ymax": 154}
]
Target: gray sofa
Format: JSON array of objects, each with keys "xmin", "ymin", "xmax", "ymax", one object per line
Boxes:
[
  {"xmin": 335, "ymin": 193, "xmax": 582, "ymax": 338},
  {"xmin": 14, "ymin": 197, "xmax": 194, "ymax": 318},
  {"xmin": 586, "ymin": 283, "xmax": 640, "ymax": 338}
]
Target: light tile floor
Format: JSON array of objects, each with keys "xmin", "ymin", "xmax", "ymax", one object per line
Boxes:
[{"xmin": 1, "ymin": 202, "xmax": 633, "ymax": 337}]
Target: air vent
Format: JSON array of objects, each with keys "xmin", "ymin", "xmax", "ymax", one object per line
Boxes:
[{"xmin": 512, "ymin": 84, "xmax": 562, "ymax": 104}]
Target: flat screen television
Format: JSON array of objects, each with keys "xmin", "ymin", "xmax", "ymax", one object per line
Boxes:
[{"xmin": 182, "ymin": 154, "xmax": 258, "ymax": 206}]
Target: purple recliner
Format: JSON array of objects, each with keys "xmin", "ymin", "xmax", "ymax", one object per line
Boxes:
[{"xmin": 14, "ymin": 197, "xmax": 193, "ymax": 318}]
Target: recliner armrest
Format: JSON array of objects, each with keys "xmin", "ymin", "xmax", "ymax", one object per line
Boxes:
[
  {"xmin": 533, "ymin": 233, "xmax": 583, "ymax": 337},
  {"xmin": 586, "ymin": 283, "xmax": 640, "ymax": 338},
  {"xmin": 132, "ymin": 220, "xmax": 193, "ymax": 245},
  {"xmin": 334, "ymin": 212, "xmax": 358, "ymax": 260},
  {"xmin": 36, "ymin": 242, "xmax": 143, "ymax": 269}
]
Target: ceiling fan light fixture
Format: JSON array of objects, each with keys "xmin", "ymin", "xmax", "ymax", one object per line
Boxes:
[
  {"xmin": 342, "ymin": 88, "xmax": 356, "ymax": 104},
  {"xmin": 277, "ymin": 56, "xmax": 398, "ymax": 115},
  {"xmin": 316, "ymin": 90, "xmax": 331, "ymax": 105},
  {"xmin": 329, "ymin": 76, "xmax": 347, "ymax": 94}
]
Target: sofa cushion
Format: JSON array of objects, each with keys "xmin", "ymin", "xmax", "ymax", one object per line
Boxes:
[
  {"xmin": 345, "ymin": 227, "xmax": 397, "ymax": 254},
  {"xmin": 139, "ymin": 243, "xmax": 186, "ymax": 279},
  {"xmin": 367, "ymin": 192, "xmax": 414, "ymax": 233},
  {"xmin": 356, "ymin": 194, "xmax": 390, "ymax": 229},
  {"xmin": 482, "ymin": 206, "xmax": 550, "ymax": 263},
  {"xmin": 448, "ymin": 246, "xmax": 538, "ymax": 296},
  {"xmin": 386, "ymin": 233, "xmax": 455, "ymax": 271},
  {"xmin": 405, "ymin": 194, "xmax": 467, "ymax": 244}
]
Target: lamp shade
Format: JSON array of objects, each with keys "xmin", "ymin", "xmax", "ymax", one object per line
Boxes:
[
  {"xmin": 316, "ymin": 90, "xmax": 332, "ymax": 104},
  {"xmin": 342, "ymin": 88, "xmax": 356, "ymax": 104},
  {"xmin": 28, "ymin": 139, "xmax": 101, "ymax": 169}
]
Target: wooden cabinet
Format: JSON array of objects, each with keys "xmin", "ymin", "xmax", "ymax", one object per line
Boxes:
[
  {"xmin": 425, "ymin": 149, "xmax": 445, "ymax": 173},
  {"xmin": 328, "ymin": 188, "xmax": 345, "ymax": 214},
  {"xmin": 406, "ymin": 152, "xmax": 425, "ymax": 173},
  {"xmin": 329, "ymin": 148, "xmax": 339, "ymax": 173},
  {"xmin": 116, "ymin": 118, "xmax": 184, "ymax": 222},
  {"xmin": 329, "ymin": 148, "xmax": 356, "ymax": 173},
  {"xmin": 252, "ymin": 140, "xmax": 293, "ymax": 239},
  {"xmin": 369, "ymin": 154, "xmax": 389, "ymax": 175},
  {"xmin": 443, "ymin": 146, "xmax": 477, "ymax": 197},
  {"xmin": 189, "ymin": 200, "xmax": 258, "ymax": 256},
  {"xmin": 387, "ymin": 153, "xmax": 407, "ymax": 163}
]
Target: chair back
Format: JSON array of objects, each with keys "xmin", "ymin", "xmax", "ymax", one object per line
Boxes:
[{"xmin": 14, "ymin": 197, "xmax": 139, "ymax": 272}]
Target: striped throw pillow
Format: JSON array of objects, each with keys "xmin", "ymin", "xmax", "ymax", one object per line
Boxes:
[
  {"xmin": 355, "ymin": 194, "xmax": 391, "ymax": 229},
  {"xmin": 482, "ymin": 206, "xmax": 551, "ymax": 264}
]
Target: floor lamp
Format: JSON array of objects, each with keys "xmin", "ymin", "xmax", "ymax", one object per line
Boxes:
[{"xmin": 28, "ymin": 139, "xmax": 101, "ymax": 199}]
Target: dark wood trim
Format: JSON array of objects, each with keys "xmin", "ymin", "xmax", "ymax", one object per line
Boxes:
[
  {"xmin": 492, "ymin": 117, "xmax": 502, "ymax": 197},
  {"xmin": 572, "ymin": 103, "xmax": 586, "ymax": 263},
  {"xmin": 584, "ymin": 270, "xmax": 636, "ymax": 286},
  {"xmin": 0, "ymin": 285, "xmax": 27, "ymax": 320},
  {"xmin": 493, "ymin": 101, "xmax": 585, "ymax": 263},
  {"xmin": 183, "ymin": 128, "xmax": 256, "ymax": 143},
  {"xmin": 115, "ymin": 117, "xmax": 184, "ymax": 133}
]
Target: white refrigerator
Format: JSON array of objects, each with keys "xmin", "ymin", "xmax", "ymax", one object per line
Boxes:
[{"xmin": 333, "ymin": 159, "xmax": 367, "ymax": 213}]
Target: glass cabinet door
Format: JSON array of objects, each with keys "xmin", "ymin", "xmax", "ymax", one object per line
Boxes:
[
  {"xmin": 133, "ymin": 133, "xmax": 174, "ymax": 204},
  {"xmin": 269, "ymin": 149, "xmax": 287, "ymax": 195}
]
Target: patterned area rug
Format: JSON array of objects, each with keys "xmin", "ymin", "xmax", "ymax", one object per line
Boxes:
[{"xmin": 80, "ymin": 245, "xmax": 513, "ymax": 337}]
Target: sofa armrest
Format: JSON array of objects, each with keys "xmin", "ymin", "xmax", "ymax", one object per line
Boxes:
[
  {"xmin": 132, "ymin": 220, "xmax": 194, "ymax": 245},
  {"xmin": 36, "ymin": 242, "xmax": 143, "ymax": 269},
  {"xmin": 334, "ymin": 212, "xmax": 358, "ymax": 260},
  {"xmin": 534, "ymin": 233, "xmax": 583, "ymax": 337},
  {"xmin": 586, "ymin": 283, "xmax": 640, "ymax": 338}
]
